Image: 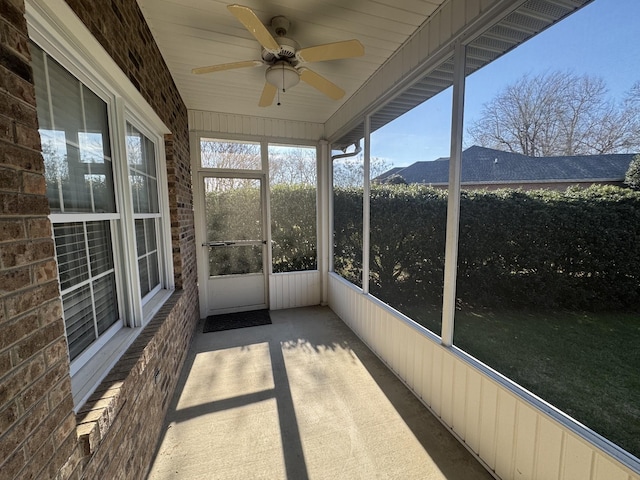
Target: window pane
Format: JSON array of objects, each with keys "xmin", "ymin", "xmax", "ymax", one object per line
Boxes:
[
  {"xmin": 145, "ymin": 218, "xmax": 157, "ymax": 252},
  {"xmin": 31, "ymin": 44, "xmax": 115, "ymax": 213},
  {"xmin": 205, "ymin": 178, "xmax": 262, "ymax": 242},
  {"xmin": 148, "ymin": 252, "xmax": 159, "ymax": 289},
  {"xmin": 54, "ymin": 223, "xmax": 89, "ymax": 291},
  {"xmin": 135, "ymin": 219, "xmax": 146, "ymax": 255},
  {"xmin": 369, "ymin": 79, "xmax": 453, "ymax": 337},
  {"xmin": 87, "ymin": 221, "xmax": 113, "ymax": 277},
  {"xmin": 333, "ymin": 153, "xmax": 363, "ymax": 287},
  {"xmin": 138, "ymin": 257, "xmax": 150, "ymax": 297},
  {"xmin": 94, "ymin": 273, "xmax": 118, "ymax": 335},
  {"xmin": 135, "ymin": 218, "xmax": 161, "ymax": 299},
  {"xmin": 127, "ymin": 123, "xmax": 159, "ymax": 214},
  {"xmin": 62, "ymin": 285, "xmax": 95, "ymax": 360},
  {"xmin": 269, "ymin": 144, "xmax": 317, "ymax": 272},
  {"xmin": 200, "ymin": 139, "xmax": 261, "ymax": 169},
  {"xmin": 53, "ymin": 220, "xmax": 119, "ymax": 361},
  {"xmin": 209, "ymin": 245, "xmax": 263, "ymax": 276}
]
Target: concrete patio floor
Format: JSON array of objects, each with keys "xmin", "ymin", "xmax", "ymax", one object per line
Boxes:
[{"xmin": 147, "ymin": 306, "xmax": 494, "ymax": 480}]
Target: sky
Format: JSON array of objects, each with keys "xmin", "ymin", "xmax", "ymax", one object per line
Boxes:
[{"xmin": 370, "ymin": 0, "xmax": 640, "ymax": 168}]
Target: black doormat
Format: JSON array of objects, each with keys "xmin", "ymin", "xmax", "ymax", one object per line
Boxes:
[{"xmin": 203, "ymin": 309, "xmax": 271, "ymax": 333}]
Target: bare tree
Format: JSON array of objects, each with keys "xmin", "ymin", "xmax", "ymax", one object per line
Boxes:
[
  {"xmin": 333, "ymin": 155, "xmax": 392, "ymax": 188},
  {"xmin": 269, "ymin": 146, "xmax": 316, "ymax": 185},
  {"xmin": 200, "ymin": 140, "xmax": 261, "ymax": 170},
  {"xmin": 467, "ymin": 71, "xmax": 638, "ymax": 156}
]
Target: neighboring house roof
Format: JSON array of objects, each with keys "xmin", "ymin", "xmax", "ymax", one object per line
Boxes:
[
  {"xmin": 375, "ymin": 167, "xmax": 404, "ymax": 182},
  {"xmin": 377, "ymin": 146, "xmax": 637, "ymax": 186}
]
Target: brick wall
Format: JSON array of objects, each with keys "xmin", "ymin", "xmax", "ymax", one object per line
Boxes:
[
  {"xmin": 0, "ymin": 0, "xmax": 82, "ymax": 478},
  {"xmin": 0, "ymin": 0, "xmax": 199, "ymax": 478}
]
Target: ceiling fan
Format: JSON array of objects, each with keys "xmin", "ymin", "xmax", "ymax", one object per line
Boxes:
[{"xmin": 192, "ymin": 4, "xmax": 365, "ymax": 107}]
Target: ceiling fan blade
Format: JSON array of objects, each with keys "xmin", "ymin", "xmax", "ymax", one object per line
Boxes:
[
  {"xmin": 227, "ymin": 4, "xmax": 280, "ymax": 53},
  {"xmin": 299, "ymin": 68, "xmax": 345, "ymax": 100},
  {"xmin": 192, "ymin": 60, "xmax": 262, "ymax": 75},
  {"xmin": 296, "ymin": 39, "xmax": 364, "ymax": 63},
  {"xmin": 259, "ymin": 82, "xmax": 277, "ymax": 107}
]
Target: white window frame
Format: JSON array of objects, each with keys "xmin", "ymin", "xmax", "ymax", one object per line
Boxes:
[{"xmin": 26, "ymin": 0, "xmax": 174, "ymax": 410}]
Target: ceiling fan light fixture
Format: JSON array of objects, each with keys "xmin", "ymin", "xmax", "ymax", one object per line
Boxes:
[{"xmin": 265, "ymin": 62, "xmax": 299, "ymax": 91}]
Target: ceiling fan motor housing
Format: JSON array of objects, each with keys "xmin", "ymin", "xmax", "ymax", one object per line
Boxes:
[{"xmin": 262, "ymin": 36, "xmax": 299, "ymax": 64}]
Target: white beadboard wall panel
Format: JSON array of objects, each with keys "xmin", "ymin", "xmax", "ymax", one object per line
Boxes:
[
  {"xmin": 430, "ymin": 343, "xmax": 444, "ymax": 417},
  {"xmin": 514, "ymin": 404, "xmax": 538, "ymax": 479},
  {"xmin": 594, "ymin": 455, "xmax": 632, "ymax": 480},
  {"xmin": 562, "ymin": 435, "xmax": 594, "ymax": 480},
  {"xmin": 189, "ymin": 109, "xmax": 325, "ymax": 142},
  {"xmin": 452, "ymin": 358, "xmax": 467, "ymax": 437},
  {"xmin": 325, "ymin": 0, "xmax": 501, "ymax": 141},
  {"xmin": 495, "ymin": 389, "xmax": 517, "ymax": 479},
  {"xmin": 464, "ymin": 367, "xmax": 482, "ymax": 455},
  {"xmin": 534, "ymin": 416, "xmax": 563, "ymax": 480},
  {"xmin": 327, "ymin": 273, "xmax": 639, "ymax": 480},
  {"xmin": 440, "ymin": 351, "xmax": 455, "ymax": 427},
  {"xmin": 479, "ymin": 377, "xmax": 499, "ymax": 471},
  {"xmin": 269, "ymin": 271, "xmax": 321, "ymax": 310}
]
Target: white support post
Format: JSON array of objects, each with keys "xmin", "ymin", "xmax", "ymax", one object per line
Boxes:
[
  {"xmin": 441, "ymin": 42, "xmax": 466, "ymax": 347},
  {"xmin": 318, "ymin": 140, "xmax": 330, "ymax": 305},
  {"xmin": 362, "ymin": 117, "xmax": 371, "ymax": 295}
]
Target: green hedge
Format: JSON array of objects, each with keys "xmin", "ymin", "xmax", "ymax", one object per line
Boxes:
[
  {"xmin": 270, "ymin": 184, "xmax": 317, "ymax": 272},
  {"xmin": 366, "ymin": 184, "xmax": 639, "ymax": 311},
  {"xmin": 457, "ymin": 186, "xmax": 640, "ymax": 310},
  {"xmin": 210, "ymin": 184, "xmax": 640, "ymax": 311},
  {"xmin": 206, "ymin": 184, "xmax": 317, "ymax": 274}
]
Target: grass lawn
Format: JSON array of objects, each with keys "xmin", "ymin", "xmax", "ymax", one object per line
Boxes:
[{"xmin": 404, "ymin": 305, "xmax": 640, "ymax": 459}]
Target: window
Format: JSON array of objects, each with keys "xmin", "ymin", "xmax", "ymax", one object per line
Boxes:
[
  {"xmin": 332, "ymin": 151, "xmax": 364, "ymax": 287},
  {"xmin": 269, "ymin": 144, "xmax": 317, "ymax": 273},
  {"xmin": 30, "ymin": 41, "xmax": 172, "ymax": 405},
  {"xmin": 369, "ymin": 80, "xmax": 453, "ymax": 336},
  {"xmin": 200, "ymin": 138, "xmax": 261, "ymax": 169},
  {"xmin": 32, "ymin": 44, "xmax": 123, "ymax": 366},
  {"xmin": 54, "ymin": 221, "xmax": 119, "ymax": 361},
  {"xmin": 127, "ymin": 123, "xmax": 161, "ymax": 299}
]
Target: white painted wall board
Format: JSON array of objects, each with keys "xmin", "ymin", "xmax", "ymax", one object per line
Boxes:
[
  {"xmin": 452, "ymin": 358, "xmax": 467, "ymax": 438},
  {"xmin": 593, "ymin": 454, "xmax": 632, "ymax": 480},
  {"xmin": 495, "ymin": 390, "xmax": 517, "ymax": 479},
  {"xmin": 514, "ymin": 404, "xmax": 538, "ymax": 479},
  {"xmin": 464, "ymin": 368, "xmax": 482, "ymax": 454},
  {"xmin": 431, "ymin": 346, "xmax": 443, "ymax": 417},
  {"xmin": 440, "ymin": 351, "xmax": 455, "ymax": 426},
  {"xmin": 534, "ymin": 416, "xmax": 563, "ymax": 480},
  {"xmin": 561, "ymin": 435, "xmax": 593, "ymax": 480},
  {"xmin": 479, "ymin": 378, "xmax": 499, "ymax": 470}
]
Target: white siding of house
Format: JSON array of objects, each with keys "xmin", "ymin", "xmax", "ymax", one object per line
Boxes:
[{"xmin": 328, "ymin": 273, "xmax": 638, "ymax": 480}]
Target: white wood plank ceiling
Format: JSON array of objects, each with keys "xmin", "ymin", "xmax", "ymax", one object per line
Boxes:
[{"xmin": 137, "ymin": 0, "xmax": 445, "ymax": 124}]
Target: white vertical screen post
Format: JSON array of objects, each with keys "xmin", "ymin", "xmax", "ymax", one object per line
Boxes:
[
  {"xmin": 441, "ymin": 43, "xmax": 466, "ymax": 347},
  {"xmin": 318, "ymin": 140, "xmax": 330, "ymax": 304},
  {"xmin": 262, "ymin": 141, "xmax": 272, "ymax": 276},
  {"xmin": 362, "ymin": 117, "xmax": 371, "ymax": 295}
]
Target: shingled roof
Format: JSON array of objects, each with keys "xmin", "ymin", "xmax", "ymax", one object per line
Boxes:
[{"xmin": 378, "ymin": 146, "xmax": 636, "ymax": 186}]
